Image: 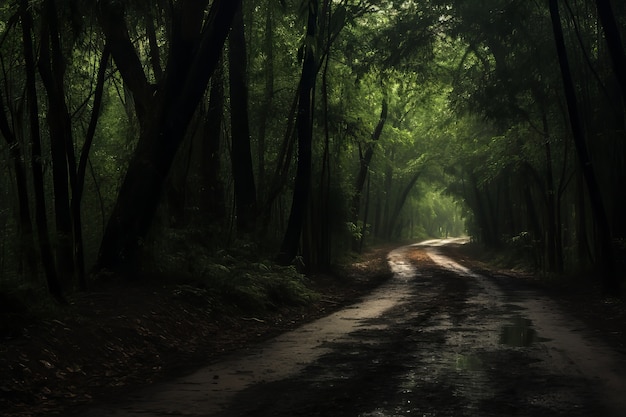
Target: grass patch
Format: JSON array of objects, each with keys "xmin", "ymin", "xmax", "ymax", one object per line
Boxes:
[{"xmin": 146, "ymin": 231, "xmax": 319, "ymax": 315}]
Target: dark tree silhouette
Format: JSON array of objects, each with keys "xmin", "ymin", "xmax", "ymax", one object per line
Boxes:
[
  {"xmin": 549, "ymin": 0, "xmax": 619, "ymax": 295},
  {"xmin": 279, "ymin": 0, "xmax": 319, "ymax": 265},
  {"xmin": 96, "ymin": 0, "xmax": 240, "ymax": 271}
]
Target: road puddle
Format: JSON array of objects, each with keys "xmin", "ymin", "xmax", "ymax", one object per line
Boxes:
[
  {"xmin": 81, "ymin": 246, "xmax": 419, "ymax": 417},
  {"xmin": 79, "ymin": 240, "xmax": 626, "ymax": 417},
  {"xmin": 499, "ymin": 316, "xmax": 538, "ymax": 347},
  {"xmin": 454, "ymin": 353, "xmax": 483, "ymax": 371}
]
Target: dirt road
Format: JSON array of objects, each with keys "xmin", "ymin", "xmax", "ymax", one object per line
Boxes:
[{"xmin": 78, "ymin": 239, "xmax": 626, "ymax": 417}]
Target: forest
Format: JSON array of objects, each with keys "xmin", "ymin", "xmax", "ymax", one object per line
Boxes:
[{"xmin": 0, "ymin": 0, "xmax": 625, "ymax": 306}]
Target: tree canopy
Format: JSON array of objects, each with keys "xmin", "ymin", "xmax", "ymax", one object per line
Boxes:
[{"xmin": 0, "ymin": 0, "xmax": 624, "ymax": 298}]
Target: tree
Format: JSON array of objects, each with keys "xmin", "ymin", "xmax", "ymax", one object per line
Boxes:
[
  {"xmin": 96, "ymin": 0, "xmax": 239, "ymax": 271},
  {"xmin": 278, "ymin": 0, "xmax": 319, "ymax": 265},
  {"xmin": 19, "ymin": 0, "xmax": 63, "ymax": 299},
  {"xmin": 549, "ymin": 0, "xmax": 619, "ymax": 295},
  {"xmin": 351, "ymin": 92, "xmax": 387, "ymax": 251},
  {"xmin": 228, "ymin": 3, "xmax": 257, "ymax": 235},
  {"xmin": 594, "ymin": 0, "xmax": 626, "ymax": 107}
]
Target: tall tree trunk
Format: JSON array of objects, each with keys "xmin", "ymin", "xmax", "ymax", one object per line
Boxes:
[
  {"xmin": 38, "ymin": 0, "xmax": 77, "ymax": 286},
  {"xmin": 73, "ymin": 46, "xmax": 111, "ymax": 289},
  {"xmin": 257, "ymin": 3, "xmax": 274, "ymax": 198},
  {"xmin": 381, "ymin": 148, "xmax": 394, "ymax": 239},
  {"xmin": 20, "ymin": 0, "xmax": 63, "ymax": 300},
  {"xmin": 549, "ymin": 0, "xmax": 620, "ymax": 295},
  {"xmin": 575, "ymin": 169, "xmax": 592, "ymax": 268},
  {"xmin": 359, "ymin": 173, "xmax": 371, "ymax": 252},
  {"xmin": 468, "ymin": 174, "xmax": 496, "ymax": 246},
  {"xmin": 351, "ymin": 94, "xmax": 387, "ymax": 250},
  {"xmin": 278, "ymin": 0, "xmax": 318, "ymax": 264},
  {"xmin": 145, "ymin": 7, "xmax": 163, "ymax": 82},
  {"xmin": 317, "ymin": 9, "xmax": 332, "ymax": 269},
  {"xmin": 541, "ymin": 112, "xmax": 558, "ymax": 273},
  {"xmin": 97, "ymin": 0, "xmax": 239, "ymax": 271},
  {"xmin": 228, "ymin": 3, "xmax": 257, "ymax": 235},
  {"xmin": 259, "ymin": 89, "xmax": 298, "ymax": 237},
  {"xmin": 0, "ymin": 84, "xmax": 37, "ymax": 279},
  {"xmin": 523, "ymin": 184, "xmax": 543, "ymax": 270},
  {"xmin": 201, "ymin": 59, "xmax": 226, "ymax": 222},
  {"xmin": 594, "ymin": 0, "xmax": 626, "ymax": 107},
  {"xmin": 387, "ymin": 169, "xmax": 421, "ymax": 240},
  {"xmin": 97, "ymin": 1, "xmax": 152, "ymax": 126}
]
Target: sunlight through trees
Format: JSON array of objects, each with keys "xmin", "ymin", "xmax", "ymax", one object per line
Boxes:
[{"xmin": 0, "ymin": 0, "xmax": 624, "ymax": 298}]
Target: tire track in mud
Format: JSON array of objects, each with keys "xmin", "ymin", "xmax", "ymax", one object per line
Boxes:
[
  {"xmin": 211, "ymin": 242, "xmax": 617, "ymax": 416},
  {"xmin": 416, "ymin": 241, "xmax": 626, "ymax": 417},
  {"xmin": 78, "ymin": 241, "xmax": 625, "ymax": 417}
]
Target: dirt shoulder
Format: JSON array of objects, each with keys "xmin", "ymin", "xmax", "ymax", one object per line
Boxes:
[
  {"xmin": 0, "ymin": 245, "xmax": 394, "ymax": 417},
  {"xmin": 2, "ymin": 242, "xmax": 625, "ymax": 417},
  {"xmin": 439, "ymin": 243, "xmax": 626, "ymax": 355}
]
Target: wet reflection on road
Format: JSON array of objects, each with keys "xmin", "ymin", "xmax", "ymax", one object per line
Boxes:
[
  {"xmin": 499, "ymin": 316, "xmax": 539, "ymax": 347},
  {"xmin": 78, "ymin": 239, "xmax": 626, "ymax": 417}
]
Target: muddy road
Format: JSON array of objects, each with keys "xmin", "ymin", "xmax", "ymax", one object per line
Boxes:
[{"xmin": 79, "ymin": 239, "xmax": 626, "ymax": 417}]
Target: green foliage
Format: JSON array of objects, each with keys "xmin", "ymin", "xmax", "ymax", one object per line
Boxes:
[
  {"xmin": 2, "ymin": 0, "xmax": 624, "ymax": 298},
  {"xmin": 147, "ymin": 228, "xmax": 318, "ymax": 314}
]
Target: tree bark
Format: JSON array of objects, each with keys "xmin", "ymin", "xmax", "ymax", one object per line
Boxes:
[
  {"xmin": 257, "ymin": 4, "xmax": 275, "ymax": 198},
  {"xmin": 0, "ymin": 79, "xmax": 37, "ymax": 279},
  {"xmin": 201, "ymin": 59, "xmax": 226, "ymax": 222},
  {"xmin": 96, "ymin": 1, "xmax": 152, "ymax": 125},
  {"xmin": 72, "ymin": 45, "xmax": 111, "ymax": 288},
  {"xmin": 259, "ymin": 89, "xmax": 298, "ymax": 238},
  {"xmin": 96, "ymin": 0, "xmax": 239, "ymax": 271},
  {"xmin": 19, "ymin": 0, "xmax": 63, "ymax": 300},
  {"xmin": 351, "ymin": 94, "xmax": 387, "ymax": 250},
  {"xmin": 549, "ymin": 0, "xmax": 620, "ymax": 295},
  {"xmin": 387, "ymin": 169, "xmax": 421, "ymax": 239},
  {"xmin": 594, "ymin": 0, "xmax": 626, "ymax": 107},
  {"xmin": 38, "ymin": 0, "xmax": 77, "ymax": 286},
  {"xmin": 541, "ymin": 111, "xmax": 558, "ymax": 273},
  {"xmin": 228, "ymin": 3, "xmax": 257, "ymax": 235},
  {"xmin": 278, "ymin": 0, "xmax": 319, "ymax": 265}
]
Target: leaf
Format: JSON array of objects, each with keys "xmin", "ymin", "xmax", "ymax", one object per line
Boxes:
[
  {"xmin": 329, "ymin": 5, "xmax": 348, "ymax": 34},
  {"xmin": 39, "ymin": 359, "xmax": 54, "ymax": 369},
  {"xmin": 66, "ymin": 364, "xmax": 82, "ymax": 373}
]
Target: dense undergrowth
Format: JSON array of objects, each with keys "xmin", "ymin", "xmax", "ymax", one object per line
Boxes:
[
  {"xmin": 455, "ymin": 239, "xmax": 625, "ymax": 297},
  {"xmin": 0, "ymin": 241, "xmax": 392, "ymax": 417},
  {"xmin": 1, "ymin": 238, "xmax": 319, "ymax": 338}
]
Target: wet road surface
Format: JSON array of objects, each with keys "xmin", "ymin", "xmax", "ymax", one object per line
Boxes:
[{"xmin": 79, "ymin": 239, "xmax": 626, "ymax": 417}]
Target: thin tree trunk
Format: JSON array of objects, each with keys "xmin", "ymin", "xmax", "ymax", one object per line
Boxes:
[
  {"xmin": 259, "ymin": 89, "xmax": 299, "ymax": 237},
  {"xmin": 20, "ymin": 0, "xmax": 63, "ymax": 300},
  {"xmin": 145, "ymin": 7, "xmax": 163, "ymax": 81},
  {"xmin": 382, "ymin": 149, "xmax": 394, "ymax": 238},
  {"xmin": 318, "ymin": 7, "xmax": 332, "ymax": 269},
  {"xmin": 201, "ymin": 59, "xmax": 226, "ymax": 222},
  {"xmin": 351, "ymin": 94, "xmax": 387, "ymax": 250},
  {"xmin": 97, "ymin": 0, "xmax": 239, "ymax": 271},
  {"xmin": 278, "ymin": 0, "xmax": 318, "ymax": 264},
  {"xmin": 549, "ymin": 0, "xmax": 619, "ymax": 295},
  {"xmin": 0, "ymin": 83, "xmax": 37, "ymax": 279},
  {"xmin": 72, "ymin": 45, "xmax": 111, "ymax": 289},
  {"xmin": 257, "ymin": 4, "xmax": 274, "ymax": 198},
  {"xmin": 228, "ymin": 3, "xmax": 257, "ymax": 235},
  {"xmin": 38, "ymin": 0, "xmax": 77, "ymax": 286},
  {"xmin": 594, "ymin": 0, "xmax": 626, "ymax": 107},
  {"xmin": 541, "ymin": 112, "xmax": 558, "ymax": 273},
  {"xmin": 387, "ymin": 169, "xmax": 421, "ymax": 240},
  {"xmin": 359, "ymin": 172, "xmax": 371, "ymax": 253}
]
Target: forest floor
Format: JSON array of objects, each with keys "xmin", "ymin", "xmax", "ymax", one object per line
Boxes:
[{"xmin": 1, "ymin": 242, "xmax": 625, "ymax": 417}]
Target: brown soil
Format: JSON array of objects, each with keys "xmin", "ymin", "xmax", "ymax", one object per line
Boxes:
[
  {"xmin": 0, "ymin": 245, "xmax": 394, "ymax": 417},
  {"xmin": 441, "ymin": 243, "xmax": 626, "ymax": 355},
  {"xmin": 1, "ymin": 242, "xmax": 625, "ymax": 417}
]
